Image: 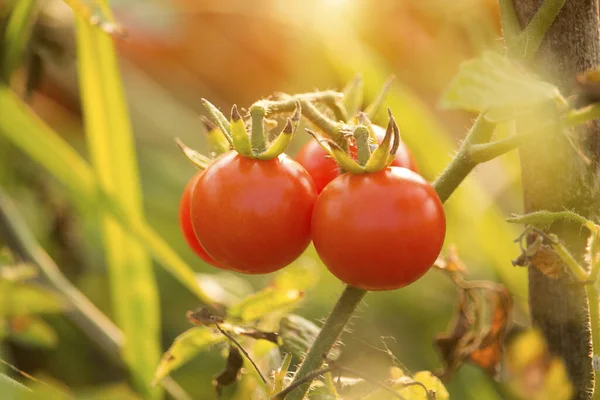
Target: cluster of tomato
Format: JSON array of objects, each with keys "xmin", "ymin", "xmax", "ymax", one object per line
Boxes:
[{"xmin": 178, "ymin": 94, "xmax": 445, "ymax": 291}]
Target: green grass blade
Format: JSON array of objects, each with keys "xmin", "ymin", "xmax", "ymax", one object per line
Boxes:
[
  {"xmin": 0, "ymin": 88, "xmax": 214, "ymax": 321},
  {"xmin": 1, "ymin": 0, "xmax": 37, "ymax": 82},
  {"xmin": 73, "ymin": 17, "xmax": 159, "ymax": 397}
]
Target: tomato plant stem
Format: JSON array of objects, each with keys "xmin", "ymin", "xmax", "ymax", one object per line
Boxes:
[
  {"xmin": 567, "ymin": 104, "xmax": 600, "ymax": 127},
  {"xmin": 498, "ymin": 0, "xmax": 522, "ymax": 46},
  {"xmin": 513, "ymin": 0, "xmax": 567, "ymax": 60},
  {"xmin": 285, "ymin": 285, "xmax": 366, "ymax": 400}
]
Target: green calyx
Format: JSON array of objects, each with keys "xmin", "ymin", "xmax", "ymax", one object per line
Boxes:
[
  {"xmin": 175, "ymin": 138, "xmax": 211, "ymax": 170},
  {"xmin": 201, "ymin": 98, "xmax": 301, "ymax": 161},
  {"xmin": 307, "ymin": 109, "xmax": 401, "ymax": 175},
  {"xmin": 200, "ymin": 116, "xmax": 231, "ymax": 155}
]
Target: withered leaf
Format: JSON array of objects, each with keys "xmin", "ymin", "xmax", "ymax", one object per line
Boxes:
[
  {"xmin": 468, "ymin": 288, "xmax": 512, "ymax": 377},
  {"xmin": 187, "ymin": 308, "xmax": 224, "ymax": 325},
  {"xmin": 238, "ymin": 329, "xmax": 279, "ymax": 345},
  {"xmin": 214, "ymin": 345, "xmax": 244, "ymax": 396},
  {"xmin": 435, "ymin": 283, "xmax": 512, "ymax": 380}
]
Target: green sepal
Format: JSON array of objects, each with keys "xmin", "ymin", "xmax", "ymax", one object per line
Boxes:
[
  {"xmin": 306, "ymin": 129, "xmax": 364, "ymax": 174},
  {"xmin": 365, "ymin": 75, "xmax": 395, "ymax": 120},
  {"xmin": 365, "ymin": 110, "xmax": 400, "ymax": 172},
  {"xmin": 230, "ymin": 105, "xmax": 253, "ymax": 157},
  {"xmin": 257, "ymin": 102, "xmax": 301, "ymax": 161},
  {"xmin": 201, "ymin": 98, "xmax": 233, "ymax": 146},
  {"xmin": 343, "ymin": 74, "xmax": 364, "ymax": 120},
  {"xmin": 175, "ymin": 138, "xmax": 211, "ymax": 169},
  {"xmin": 353, "ymin": 125, "xmax": 371, "ymax": 166},
  {"xmin": 200, "ymin": 116, "xmax": 231, "ymax": 154}
]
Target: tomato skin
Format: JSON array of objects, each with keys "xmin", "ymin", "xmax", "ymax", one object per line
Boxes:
[
  {"xmin": 179, "ymin": 172, "xmax": 225, "ymax": 268},
  {"xmin": 191, "ymin": 151, "xmax": 317, "ymax": 274},
  {"xmin": 295, "ymin": 139, "xmax": 341, "ymax": 193},
  {"xmin": 295, "ymin": 125, "xmax": 419, "ymax": 193},
  {"xmin": 311, "ymin": 167, "xmax": 445, "ymax": 290}
]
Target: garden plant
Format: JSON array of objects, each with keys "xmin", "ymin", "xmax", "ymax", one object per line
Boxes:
[{"xmin": 1, "ymin": 0, "xmax": 600, "ymax": 399}]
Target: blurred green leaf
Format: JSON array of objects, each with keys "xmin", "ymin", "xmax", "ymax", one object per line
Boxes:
[
  {"xmin": 75, "ymin": 383, "xmax": 141, "ymax": 400},
  {"xmin": 1, "ymin": 0, "xmax": 37, "ymax": 82},
  {"xmin": 8, "ymin": 316, "xmax": 58, "ymax": 349},
  {"xmin": 196, "ymin": 272, "xmax": 254, "ymax": 308},
  {"xmin": 271, "ymin": 258, "xmax": 320, "ymax": 292},
  {"xmin": 440, "ymin": 51, "xmax": 562, "ymax": 121},
  {"xmin": 0, "ymin": 281, "xmax": 65, "ymax": 316},
  {"xmin": 228, "ymin": 288, "xmax": 304, "ymax": 323},
  {"xmin": 0, "ymin": 88, "xmax": 213, "ymax": 304},
  {"xmin": 153, "ymin": 327, "xmax": 226, "ymax": 386},
  {"xmin": 0, "ymin": 264, "xmax": 38, "ymax": 282},
  {"xmin": 226, "ymin": 262, "xmax": 318, "ymax": 322},
  {"xmin": 74, "ymin": 14, "xmax": 160, "ymax": 397},
  {"xmin": 0, "ymin": 373, "xmax": 30, "ymax": 397}
]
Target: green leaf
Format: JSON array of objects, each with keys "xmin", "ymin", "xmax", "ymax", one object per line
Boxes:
[
  {"xmin": 74, "ymin": 15, "xmax": 160, "ymax": 397},
  {"xmin": 227, "ymin": 287, "xmax": 304, "ymax": 323},
  {"xmin": 271, "ymin": 258, "xmax": 320, "ymax": 292},
  {"xmin": 8, "ymin": 317, "xmax": 58, "ymax": 349},
  {"xmin": 153, "ymin": 327, "xmax": 226, "ymax": 385},
  {"xmin": 196, "ymin": 272, "xmax": 254, "ymax": 308},
  {"xmin": 75, "ymin": 383, "xmax": 141, "ymax": 400},
  {"xmin": 440, "ymin": 51, "xmax": 562, "ymax": 121},
  {"xmin": 0, "ymin": 281, "xmax": 65, "ymax": 316},
  {"xmin": 0, "ymin": 373, "xmax": 30, "ymax": 397},
  {"xmin": 1, "ymin": 0, "xmax": 37, "ymax": 82},
  {"xmin": 0, "ymin": 88, "xmax": 213, "ymax": 306}
]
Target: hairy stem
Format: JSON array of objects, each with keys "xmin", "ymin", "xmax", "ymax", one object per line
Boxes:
[
  {"xmin": 513, "ymin": 1, "xmax": 600, "ymax": 397},
  {"xmin": 286, "ymin": 286, "xmax": 366, "ymax": 400}
]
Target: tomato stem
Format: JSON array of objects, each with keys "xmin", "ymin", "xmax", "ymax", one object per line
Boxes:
[
  {"xmin": 433, "ymin": 115, "xmax": 495, "ymax": 203},
  {"xmin": 285, "ymin": 285, "xmax": 366, "ymax": 400},
  {"xmin": 354, "ymin": 126, "xmax": 371, "ymax": 167},
  {"xmin": 250, "ymin": 104, "xmax": 267, "ymax": 154}
]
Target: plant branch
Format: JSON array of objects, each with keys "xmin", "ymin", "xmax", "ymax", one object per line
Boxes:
[
  {"xmin": 498, "ymin": 0, "xmax": 522, "ymax": 46},
  {"xmin": 567, "ymin": 104, "xmax": 600, "ymax": 127},
  {"xmin": 212, "ymin": 320, "xmax": 268, "ymax": 385},
  {"xmin": 512, "ymin": 0, "xmax": 567, "ymax": 59},
  {"xmin": 433, "ymin": 115, "xmax": 495, "ymax": 203},
  {"xmin": 285, "ymin": 286, "xmax": 366, "ymax": 400},
  {"xmin": 551, "ymin": 241, "xmax": 590, "ymax": 283}
]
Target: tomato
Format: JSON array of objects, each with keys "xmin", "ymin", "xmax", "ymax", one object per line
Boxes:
[
  {"xmin": 311, "ymin": 167, "xmax": 445, "ymax": 290},
  {"xmin": 191, "ymin": 151, "xmax": 317, "ymax": 274},
  {"xmin": 295, "ymin": 139, "xmax": 341, "ymax": 193},
  {"xmin": 179, "ymin": 172, "xmax": 225, "ymax": 268},
  {"xmin": 295, "ymin": 124, "xmax": 419, "ymax": 193}
]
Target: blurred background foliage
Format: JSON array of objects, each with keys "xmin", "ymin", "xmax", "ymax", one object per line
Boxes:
[{"xmin": 0, "ymin": 0, "xmax": 530, "ymax": 398}]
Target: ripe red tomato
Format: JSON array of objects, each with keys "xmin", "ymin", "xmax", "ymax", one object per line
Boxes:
[
  {"xmin": 295, "ymin": 124, "xmax": 418, "ymax": 193},
  {"xmin": 191, "ymin": 151, "xmax": 317, "ymax": 274},
  {"xmin": 311, "ymin": 167, "xmax": 445, "ymax": 290},
  {"xmin": 179, "ymin": 172, "xmax": 225, "ymax": 268}
]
